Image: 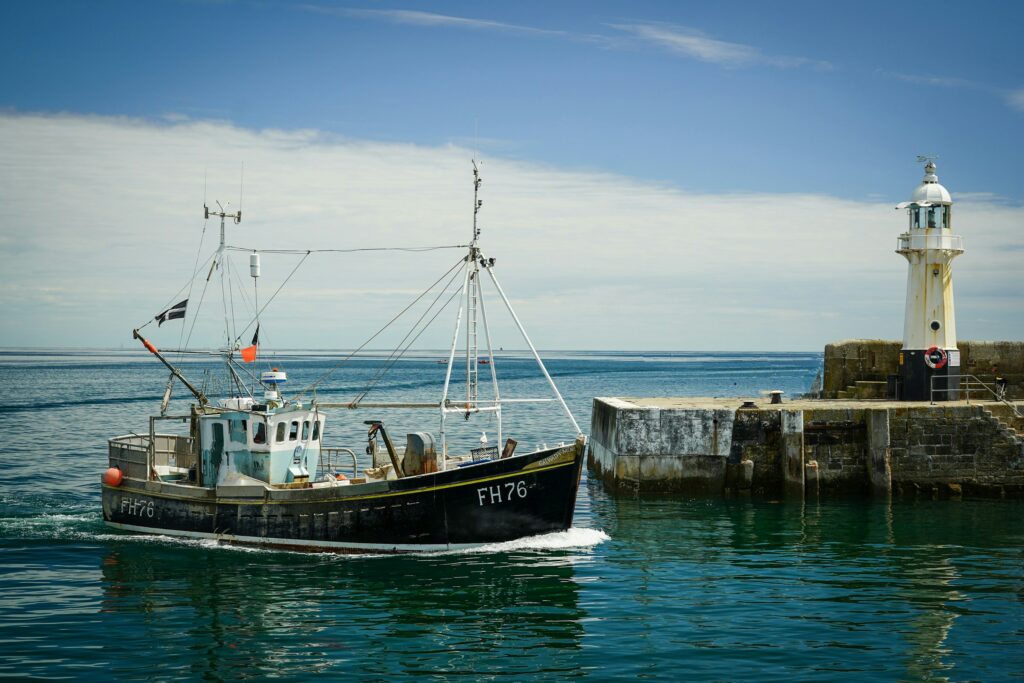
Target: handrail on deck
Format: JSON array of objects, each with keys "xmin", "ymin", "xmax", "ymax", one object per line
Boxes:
[
  {"xmin": 108, "ymin": 429, "xmax": 195, "ymax": 482},
  {"xmin": 320, "ymin": 447, "xmax": 360, "ymax": 479}
]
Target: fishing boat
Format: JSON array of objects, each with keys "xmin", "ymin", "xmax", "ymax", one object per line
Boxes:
[{"xmin": 101, "ymin": 164, "xmax": 586, "ymax": 553}]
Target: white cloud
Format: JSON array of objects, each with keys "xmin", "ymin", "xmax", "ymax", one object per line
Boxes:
[
  {"xmin": 1005, "ymin": 88, "xmax": 1024, "ymax": 112},
  {"xmin": 884, "ymin": 71, "xmax": 978, "ymax": 89},
  {"xmin": 300, "ymin": 5, "xmax": 566, "ymax": 37},
  {"xmin": 880, "ymin": 71, "xmax": 1024, "ymax": 114},
  {"xmin": 0, "ymin": 112, "xmax": 1020, "ymax": 351},
  {"xmin": 300, "ymin": 7, "xmax": 822, "ymax": 69},
  {"xmin": 608, "ymin": 22, "xmax": 831, "ymax": 70}
]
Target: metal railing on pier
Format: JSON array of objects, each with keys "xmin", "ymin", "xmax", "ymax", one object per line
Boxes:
[{"xmin": 930, "ymin": 374, "xmax": 1022, "ymax": 417}]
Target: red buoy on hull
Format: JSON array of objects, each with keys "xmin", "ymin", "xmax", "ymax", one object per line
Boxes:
[{"xmin": 103, "ymin": 467, "xmax": 124, "ymax": 487}]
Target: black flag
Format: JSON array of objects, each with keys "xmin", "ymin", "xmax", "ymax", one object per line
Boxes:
[
  {"xmin": 251, "ymin": 324, "xmax": 259, "ymax": 346},
  {"xmin": 155, "ymin": 299, "xmax": 188, "ymax": 326}
]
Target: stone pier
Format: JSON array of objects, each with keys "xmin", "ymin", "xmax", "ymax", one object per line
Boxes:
[{"xmin": 588, "ymin": 397, "xmax": 1024, "ymax": 498}]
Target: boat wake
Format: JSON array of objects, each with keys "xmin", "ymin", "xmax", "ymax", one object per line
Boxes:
[
  {"xmin": 442, "ymin": 527, "xmax": 610, "ymax": 555},
  {"xmin": 2, "ymin": 512, "xmax": 609, "ymax": 560}
]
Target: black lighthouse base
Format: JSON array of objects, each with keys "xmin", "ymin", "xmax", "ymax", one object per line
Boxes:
[{"xmin": 900, "ymin": 348, "xmax": 960, "ymax": 401}]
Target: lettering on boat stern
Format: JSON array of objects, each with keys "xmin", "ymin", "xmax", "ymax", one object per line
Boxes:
[
  {"xmin": 476, "ymin": 480, "xmax": 528, "ymax": 506},
  {"xmin": 120, "ymin": 497, "xmax": 155, "ymax": 518}
]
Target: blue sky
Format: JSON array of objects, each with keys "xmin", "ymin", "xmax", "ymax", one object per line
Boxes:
[
  {"xmin": 4, "ymin": 0, "xmax": 1022, "ymax": 197},
  {"xmin": 0, "ymin": 1, "xmax": 1021, "ymax": 349}
]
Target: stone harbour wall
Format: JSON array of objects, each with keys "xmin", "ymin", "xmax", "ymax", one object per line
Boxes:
[
  {"xmin": 823, "ymin": 339, "xmax": 1024, "ymax": 399},
  {"xmin": 588, "ymin": 397, "xmax": 1024, "ymax": 498}
]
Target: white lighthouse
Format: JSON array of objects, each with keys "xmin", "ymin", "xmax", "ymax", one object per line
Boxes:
[{"xmin": 895, "ymin": 158, "xmax": 964, "ymax": 400}]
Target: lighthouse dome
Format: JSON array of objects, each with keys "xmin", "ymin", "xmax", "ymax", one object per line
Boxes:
[{"xmin": 910, "ymin": 161, "xmax": 952, "ymax": 205}]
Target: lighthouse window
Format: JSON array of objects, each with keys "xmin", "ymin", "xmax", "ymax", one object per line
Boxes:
[
  {"xmin": 289, "ymin": 421, "xmax": 299, "ymax": 441},
  {"xmin": 276, "ymin": 422, "xmax": 286, "ymax": 443}
]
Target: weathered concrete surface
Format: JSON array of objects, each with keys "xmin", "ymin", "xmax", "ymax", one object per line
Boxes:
[
  {"xmin": 781, "ymin": 410, "xmax": 804, "ymax": 499},
  {"xmin": 866, "ymin": 409, "xmax": 892, "ymax": 496},
  {"xmin": 588, "ymin": 396, "xmax": 1024, "ymax": 498},
  {"xmin": 589, "ymin": 397, "xmax": 733, "ymax": 494},
  {"xmin": 824, "ymin": 339, "xmax": 1024, "ymax": 399}
]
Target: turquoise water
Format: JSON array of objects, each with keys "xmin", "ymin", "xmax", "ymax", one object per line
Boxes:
[{"xmin": 1, "ymin": 350, "xmax": 1022, "ymax": 681}]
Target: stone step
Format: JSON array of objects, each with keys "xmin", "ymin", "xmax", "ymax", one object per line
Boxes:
[
  {"xmin": 853, "ymin": 380, "xmax": 888, "ymax": 400},
  {"xmin": 985, "ymin": 404, "xmax": 1024, "ymax": 433},
  {"xmin": 981, "ymin": 407, "xmax": 1023, "ymax": 445}
]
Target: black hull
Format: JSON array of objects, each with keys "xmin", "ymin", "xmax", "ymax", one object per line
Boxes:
[{"xmin": 102, "ymin": 442, "xmax": 584, "ymax": 553}]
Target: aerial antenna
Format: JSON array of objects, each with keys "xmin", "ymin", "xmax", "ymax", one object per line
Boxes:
[
  {"xmin": 204, "ymin": 198, "xmax": 242, "ymax": 225},
  {"xmin": 238, "ymin": 162, "xmax": 244, "ymax": 220},
  {"xmin": 473, "ymin": 117, "xmax": 479, "ymax": 162},
  {"xmin": 471, "ymin": 159, "xmax": 482, "ymax": 244}
]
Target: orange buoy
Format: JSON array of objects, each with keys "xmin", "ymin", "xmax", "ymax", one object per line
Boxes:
[{"xmin": 103, "ymin": 467, "xmax": 124, "ymax": 487}]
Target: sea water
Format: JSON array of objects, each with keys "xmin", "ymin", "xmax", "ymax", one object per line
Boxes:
[{"xmin": 1, "ymin": 350, "xmax": 1022, "ymax": 681}]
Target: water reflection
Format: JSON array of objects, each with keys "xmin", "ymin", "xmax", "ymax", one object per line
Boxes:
[
  {"xmin": 98, "ymin": 543, "xmax": 585, "ymax": 679},
  {"xmin": 584, "ymin": 494, "xmax": 1022, "ymax": 681}
]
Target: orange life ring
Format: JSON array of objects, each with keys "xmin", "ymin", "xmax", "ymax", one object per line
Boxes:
[{"xmin": 924, "ymin": 346, "xmax": 947, "ymax": 370}]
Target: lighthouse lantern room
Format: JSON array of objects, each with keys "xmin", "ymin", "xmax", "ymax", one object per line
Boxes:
[{"xmin": 895, "ymin": 159, "xmax": 965, "ymax": 401}]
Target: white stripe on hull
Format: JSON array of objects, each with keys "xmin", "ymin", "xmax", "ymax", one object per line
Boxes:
[{"xmin": 104, "ymin": 520, "xmax": 484, "ymax": 554}]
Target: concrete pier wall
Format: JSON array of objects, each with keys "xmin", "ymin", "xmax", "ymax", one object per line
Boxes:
[
  {"xmin": 589, "ymin": 398, "xmax": 734, "ymax": 494},
  {"xmin": 589, "ymin": 397, "xmax": 1024, "ymax": 498}
]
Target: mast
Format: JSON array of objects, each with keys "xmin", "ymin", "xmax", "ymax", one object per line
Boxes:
[
  {"xmin": 466, "ymin": 162, "xmax": 483, "ymax": 410},
  {"xmin": 204, "ymin": 200, "xmax": 242, "ymax": 395}
]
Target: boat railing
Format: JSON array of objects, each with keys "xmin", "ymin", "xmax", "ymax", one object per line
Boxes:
[
  {"xmin": 108, "ymin": 423, "xmax": 196, "ymax": 482},
  {"xmin": 108, "ymin": 435, "xmax": 151, "ymax": 480},
  {"xmin": 320, "ymin": 447, "xmax": 360, "ymax": 479}
]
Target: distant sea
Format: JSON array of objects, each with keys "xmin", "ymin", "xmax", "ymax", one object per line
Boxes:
[{"xmin": 2, "ymin": 349, "xmax": 1022, "ymax": 681}]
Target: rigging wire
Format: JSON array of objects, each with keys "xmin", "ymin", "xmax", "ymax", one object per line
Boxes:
[
  {"xmin": 182, "ymin": 251, "xmax": 218, "ymax": 350},
  {"xmin": 136, "ymin": 246, "xmax": 462, "ymax": 333},
  {"xmin": 226, "ymin": 254, "xmax": 239, "ymax": 350},
  {"xmin": 294, "ymin": 255, "xmax": 467, "ymax": 401},
  {"xmin": 224, "ymin": 244, "xmax": 467, "ymax": 255},
  {"xmin": 350, "ymin": 262, "xmax": 467, "ymax": 406},
  {"xmin": 176, "ymin": 216, "xmax": 211, "ymax": 358},
  {"xmin": 232, "ymin": 251, "xmax": 310, "ymax": 346},
  {"xmin": 135, "ymin": 251, "xmax": 216, "ymax": 332},
  {"xmin": 349, "ymin": 284, "xmax": 465, "ymax": 408},
  {"xmin": 226, "ymin": 251, "xmax": 257, "ymax": 324}
]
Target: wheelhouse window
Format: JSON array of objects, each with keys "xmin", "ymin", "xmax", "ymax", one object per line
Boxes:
[
  {"xmin": 289, "ymin": 421, "xmax": 299, "ymax": 441},
  {"xmin": 312, "ymin": 420, "xmax": 320, "ymax": 441},
  {"xmin": 276, "ymin": 422, "xmax": 286, "ymax": 443},
  {"xmin": 302, "ymin": 421, "xmax": 310, "ymax": 440},
  {"xmin": 253, "ymin": 422, "xmax": 267, "ymax": 444}
]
